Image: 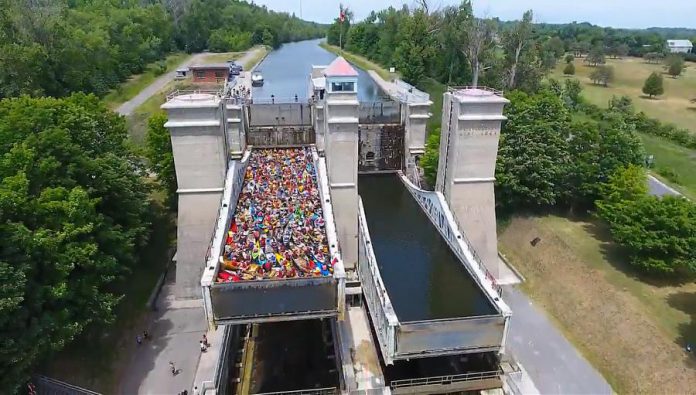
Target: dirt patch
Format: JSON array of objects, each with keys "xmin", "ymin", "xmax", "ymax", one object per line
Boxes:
[{"xmin": 499, "ymin": 215, "xmax": 696, "ymax": 394}]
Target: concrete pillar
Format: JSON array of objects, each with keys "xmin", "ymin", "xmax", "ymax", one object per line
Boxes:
[
  {"xmin": 436, "ymin": 88, "xmax": 508, "ymax": 279},
  {"xmin": 224, "ymin": 99, "xmax": 246, "ymax": 158},
  {"xmin": 322, "ymin": 57, "xmax": 360, "ymax": 269},
  {"xmin": 161, "ymin": 93, "xmax": 228, "ymax": 299},
  {"xmin": 403, "ymin": 101, "xmax": 431, "ymax": 181}
]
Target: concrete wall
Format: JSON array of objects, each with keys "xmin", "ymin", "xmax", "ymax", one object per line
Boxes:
[
  {"xmin": 162, "ymin": 94, "xmax": 229, "ymax": 299},
  {"xmin": 246, "ymin": 127, "xmax": 315, "ymax": 146},
  {"xmin": 224, "ymin": 102, "xmax": 246, "ymax": 157},
  {"xmin": 435, "ymin": 91, "xmax": 508, "ymax": 280},
  {"xmin": 248, "ymin": 103, "xmax": 312, "ymax": 127}
]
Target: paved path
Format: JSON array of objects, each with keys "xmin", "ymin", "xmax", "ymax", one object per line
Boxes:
[
  {"xmin": 647, "ymin": 174, "xmax": 684, "ymax": 197},
  {"xmin": 504, "ymin": 286, "xmax": 612, "ymax": 395},
  {"xmin": 118, "ymin": 270, "xmax": 207, "ymax": 395},
  {"xmin": 116, "ymin": 53, "xmax": 206, "ymax": 116}
]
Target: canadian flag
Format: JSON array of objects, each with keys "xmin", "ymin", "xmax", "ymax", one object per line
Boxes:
[{"xmin": 339, "ymin": 4, "xmax": 345, "ymax": 23}]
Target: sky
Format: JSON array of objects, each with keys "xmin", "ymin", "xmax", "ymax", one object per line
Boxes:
[{"xmin": 251, "ymin": 0, "xmax": 696, "ymax": 29}]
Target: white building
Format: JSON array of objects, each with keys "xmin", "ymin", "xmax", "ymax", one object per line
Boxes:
[{"xmin": 666, "ymin": 39, "xmax": 693, "ymax": 54}]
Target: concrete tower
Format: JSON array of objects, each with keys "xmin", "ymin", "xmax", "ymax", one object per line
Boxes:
[
  {"xmin": 161, "ymin": 93, "xmax": 228, "ymax": 299},
  {"xmin": 322, "ymin": 57, "xmax": 359, "ymax": 269},
  {"xmin": 435, "ymin": 88, "xmax": 508, "ymax": 279}
]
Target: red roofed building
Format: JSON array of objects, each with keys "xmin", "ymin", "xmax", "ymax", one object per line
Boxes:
[{"xmin": 323, "ymin": 57, "xmax": 358, "ymax": 93}]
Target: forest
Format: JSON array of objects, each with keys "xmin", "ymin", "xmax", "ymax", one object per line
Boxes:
[{"xmin": 0, "ymin": 0, "xmax": 325, "ymax": 99}]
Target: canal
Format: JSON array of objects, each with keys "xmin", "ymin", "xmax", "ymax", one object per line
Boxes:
[{"xmin": 252, "ymin": 38, "xmax": 382, "ymax": 101}]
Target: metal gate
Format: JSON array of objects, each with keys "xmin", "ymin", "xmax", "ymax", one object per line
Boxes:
[{"xmin": 358, "ymin": 124, "xmax": 405, "ymax": 171}]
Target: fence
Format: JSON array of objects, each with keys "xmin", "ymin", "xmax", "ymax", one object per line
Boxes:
[
  {"xmin": 32, "ymin": 375, "xmax": 101, "ymax": 395},
  {"xmin": 255, "ymin": 388, "xmax": 337, "ymax": 395},
  {"xmin": 390, "ymin": 369, "xmax": 502, "ymax": 390}
]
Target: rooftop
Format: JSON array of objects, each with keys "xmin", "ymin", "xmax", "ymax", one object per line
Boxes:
[
  {"xmin": 190, "ymin": 63, "xmax": 232, "ymax": 70},
  {"xmin": 667, "ymin": 39, "xmax": 693, "ymax": 47},
  {"xmin": 323, "ymin": 56, "xmax": 358, "ymax": 78}
]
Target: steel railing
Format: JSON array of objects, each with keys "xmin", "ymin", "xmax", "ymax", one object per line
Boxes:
[
  {"xmin": 255, "ymin": 387, "xmax": 338, "ymax": 395},
  {"xmin": 451, "ymin": 214, "xmax": 503, "ymax": 297},
  {"xmin": 32, "ymin": 375, "xmax": 101, "ymax": 395},
  {"xmin": 447, "ymin": 85, "xmax": 504, "ymax": 96},
  {"xmin": 165, "ymin": 89, "xmax": 222, "ymax": 101},
  {"xmin": 390, "ymin": 369, "xmax": 502, "ymax": 389}
]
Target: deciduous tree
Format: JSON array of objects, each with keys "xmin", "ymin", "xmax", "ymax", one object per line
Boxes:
[{"xmin": 665, "ymin": 54, "xmax": 685, "ymax": 78}]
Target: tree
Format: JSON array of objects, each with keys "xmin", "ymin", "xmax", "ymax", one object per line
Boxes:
[
  {"xmin": 146, "ymin": 113, "xmax": 177, "ymax": 207},
  {"xmin": 665, "ymin": 54, "xmax": 685, "ymax": 78},
  {"xmin": 616, "ymin": 43, "xmax": 630, "ymax": 58},
  {"xmin": 596, "ymin": 165, "xmax": 648, "ymax": 223},
  {"xmin": 0, "ymin": 94, "xmax": 150, "ymax": 391},
  {"xmin": 545, "ymin": 36, "xmax": 566, "ymax": 59},
  {"xmin": 563, "ymin": 62, "xmax": 575, "ymax": 75},
  {"xmin": 420, "ymin": 130, "xmax": 440, "ymax": 186},
  {"xmin": 393, "ymin": 8, "xmax": 433, "ymax": 84},
  {"xmin": 501, "ymin": 10, "xmax": 534, "ymax": 90},
  {"xmin": 642, "ymin": 72, "xmax": 664, "ymax": 98},
  {"xmin": 463, "ymin": 17, "xmax": 495, "ymax": 87},
  {"xmin": 590, "ymin": 65, "xmax": 614, "ymax": 87},
  {"xmin": 585, "ymin": 46, "xmax": 606, "ymax": 66},
  {"xmin": 564, "ymin": 53, "xmax": 575, "ymax": 63},
  {"xmin": 599, "ymin": 194, "xmax": 696, "ymax": 275},
  {"xmin": 643, "ymin": 52, "xmax": 664, "ymax": 64},
  {"xmin": 496, "ymin": 90, "xmax": 571, "ymax": 208}
]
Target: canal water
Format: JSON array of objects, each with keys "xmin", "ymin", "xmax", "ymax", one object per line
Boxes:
[
  {"xmin": 252, "ymin": 38, "xmax": 382, "ymax": 101},
  {"xmin": 359, "ymin": 174, "xmax": 497, "ymax": 322}
]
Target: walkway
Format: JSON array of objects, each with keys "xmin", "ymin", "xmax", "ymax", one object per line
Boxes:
[
  {"xmin": 504, "ymin": 286, "xmax": 612, "ymax": 395},
  {"xmin": 118, "ymin": 270, "xmax": 207, "ymax": 394},
  {"xmin": 648, "ymin": 174, "xmax": 685, "ymax": 198}
]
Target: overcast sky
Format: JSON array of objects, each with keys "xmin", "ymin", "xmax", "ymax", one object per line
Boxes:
[{"xmin": 251, "ymin": 0, "xmax": 696, "ymax": 29}]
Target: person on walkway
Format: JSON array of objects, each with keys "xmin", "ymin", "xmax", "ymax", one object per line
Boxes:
[
  {"xmin": 200, "ymin": 340, "xmax": 207, "ymax": 352},
  {"xmin": 143, "ymin": 330, "xmax": 149, "ymax": 340},
  {"xmin": 169, "ymin": 361, "xmax": 176, "ymax": 376},
  {"xmin": 193, "ymin": 386, "xmax": 200, "ymax": 395},
  {"xmin": 687, "ymin": 343, "xmax": 692, "ymax": 353},
  {"xmin": 202, "ymin": 333, "xmax": 208, "ymax": 347},
  {"xmin": 136, "ymin": 335, "xmax": 142, "ymax": 346}
]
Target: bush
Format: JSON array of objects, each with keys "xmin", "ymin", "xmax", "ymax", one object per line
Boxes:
[
  {"xmin": 154, "ymin": 61, "xmax": 167, "ymax": 76},
  {"xmin": 564, "ymin": 53, "xmax": 575, "ymax": 63},
  {"xmin": 642, "ymin": 72, "xmax": 664, "ymax": 98},
  {"xmin": 563, "ymin": 62, "xmax": 576, "ymax": 75},
  {"xmin": 657, "ymin": 166, "xmax": 681, "ymax": 184}
]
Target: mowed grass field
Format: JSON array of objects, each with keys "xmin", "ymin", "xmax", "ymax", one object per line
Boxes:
[
  {"xmin": 499, "ymin": 215, "xmax": 696, "ymax": 394},
  {"xmin": 552, "ymin": 57, "xmax": 696, "ymax": 134}
]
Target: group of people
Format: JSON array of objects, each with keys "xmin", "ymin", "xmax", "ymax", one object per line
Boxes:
[{"xmin": 217, "ymin": 148, "xmax": 334, "ymax": 283}]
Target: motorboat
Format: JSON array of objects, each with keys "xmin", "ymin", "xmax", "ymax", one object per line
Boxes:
[{"xmin": 251, "ymin": 71, "xmax": 264, "ymax": 86}]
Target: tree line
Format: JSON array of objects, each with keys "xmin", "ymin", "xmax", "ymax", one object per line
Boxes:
[{"xmin": 0, "ymin": 0, "xmax": 326, "ymax": 99}]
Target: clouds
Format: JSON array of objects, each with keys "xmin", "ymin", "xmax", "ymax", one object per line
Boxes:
[{"xmin": 251, "ymin": 0, "xmax": 696, "ymax": 29}]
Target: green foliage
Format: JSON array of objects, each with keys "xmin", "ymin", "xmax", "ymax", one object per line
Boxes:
[
  {"xmin": 642, "ymin": 72, "xmax": 664, "ymax": 98},
  {"xmin": 545, "ymin": 36, "xmax": 566, "ymax": 59},
  {"xmin": 590, "ymin": 65, "xmax": 615, "ymax": 86},
  {"xmin": 420, "ymin": 130, "xmax": 441, "ymax": 187},
  {"xmin": 644, "ymin": 52, "xmax": 664, "ymax": 64},
  {"xmin": 564, "ymin": 54, "xmax": 575, "ymax": 63},
  {"xmin": 597, "ymin": 167, "xmax": 696, "ymax": 275},
  {"xmin": 0, "ymin": 94, "xmax": 150, "ymax": 391},
  {"xmin": 146, "ymin": 113, "xmax": 177, "ymax": 208},
  {"xmin": 665, "ymin": 55, "xmax": 685, "ymax": 78},
  {"xmin": 392, "ymin": 9, "xmax": 433, "ymax": 84},
  {"xmin": 586, "ymin": 46, "xmax": 606, "ymax": 66},
  {"xmin": 496, "ymin": 90, "xmax": 572, "ymax": 208},
  {"xmin": 0, "ymin": 0, "xmax": 324, "ymax": 99},
  {"xmin": 563, "ymin": 62, "xmax": 576, "ymax": 75}
]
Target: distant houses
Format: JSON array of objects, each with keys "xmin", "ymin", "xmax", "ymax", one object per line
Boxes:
[{"xmin": 666, "ymin": 39, "xmax": 693, "ymax": 54}]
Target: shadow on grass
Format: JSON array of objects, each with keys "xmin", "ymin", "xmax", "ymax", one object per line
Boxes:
[
  {"xmin": 667, "ymin": 291, "xmax": 696, "ymax": 369},
  {"xmin": 572, "ymin": 215, "xmax": 695, "ymax": 287},
  {"xmin": 40, "ymin": 197, "xmax": 175, "ymax": 392}
]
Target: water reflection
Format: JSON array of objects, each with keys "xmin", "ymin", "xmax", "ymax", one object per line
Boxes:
[
  {"xmin": 252, "ymin": 38, "xmax": 382, "ymax": 102},
  {"xmin": 359, "ymin": 174, "xmax": 497, "ymax": 322}
]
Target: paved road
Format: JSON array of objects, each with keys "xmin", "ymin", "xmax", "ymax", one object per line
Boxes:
[
  {"xmin": 116, "ymin": 53, "xmax": 206, "ymax": 116},
  {"xmin": 116, "ymin": 47, "xmax": 264, "ymax": 116},
  {"xmin": 647, "ymin": 174, "xmax": 683, "ymax": 197},
  {"xmin": 504, "ymin": 286, "xmax": 613, "ymax": 395}
]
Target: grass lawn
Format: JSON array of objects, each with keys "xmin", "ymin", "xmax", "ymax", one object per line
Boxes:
[
  {"xmin": 551, "ymin": 57, "xmax": 696, "ymax": 134},
  {"xmin": 499, "ymin": 214, "xmax": 696, "ymax": 394},
  {"xmin": 319, "ymin": 42, "xmax": 397, "ymax": 81},
  {"xmin": 640, "ymin": 133, "xmax": 696, "ymax": 200},
  {"xmin": 200, "ymin": 51, "xmax": 243, "ymax": 64},
  {"xmin": 43, "ymin": 194, "xmax": 175, "ymax": 392},
  {"xmin": 242, "ymin": 46, "xmax": 268, "ymax": 70},
  {"xmin": 103, "ymin": 53, "xmax": 190, "ymax": 109}
]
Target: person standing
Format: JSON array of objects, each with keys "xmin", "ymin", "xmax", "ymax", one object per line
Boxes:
[
  {"xmin": 136, "ymin": 335, "xmax": 142, "ymax": 346},
  {"xmin": 202, "ymin": 333, "xmax": 209, "ymax": 347},
  {"xmin": 169, "ymin": 361, "xmax": 176, "ymax": 376},
  {"xmin": 200, "ymin": 340, "xmax": 207, "ymax": 352}
]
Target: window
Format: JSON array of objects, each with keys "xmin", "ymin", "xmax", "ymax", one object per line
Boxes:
[
  {"xmin": 194, "ymin": 71, "xmax": 205, "ymax": 79},
  {"xmin": 331, "ymin": 81, "xmax": 355, "ymax": 92},
  {"xmin": 215, "ymin": 70, "xmax": 226, "ymax": 78}
]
